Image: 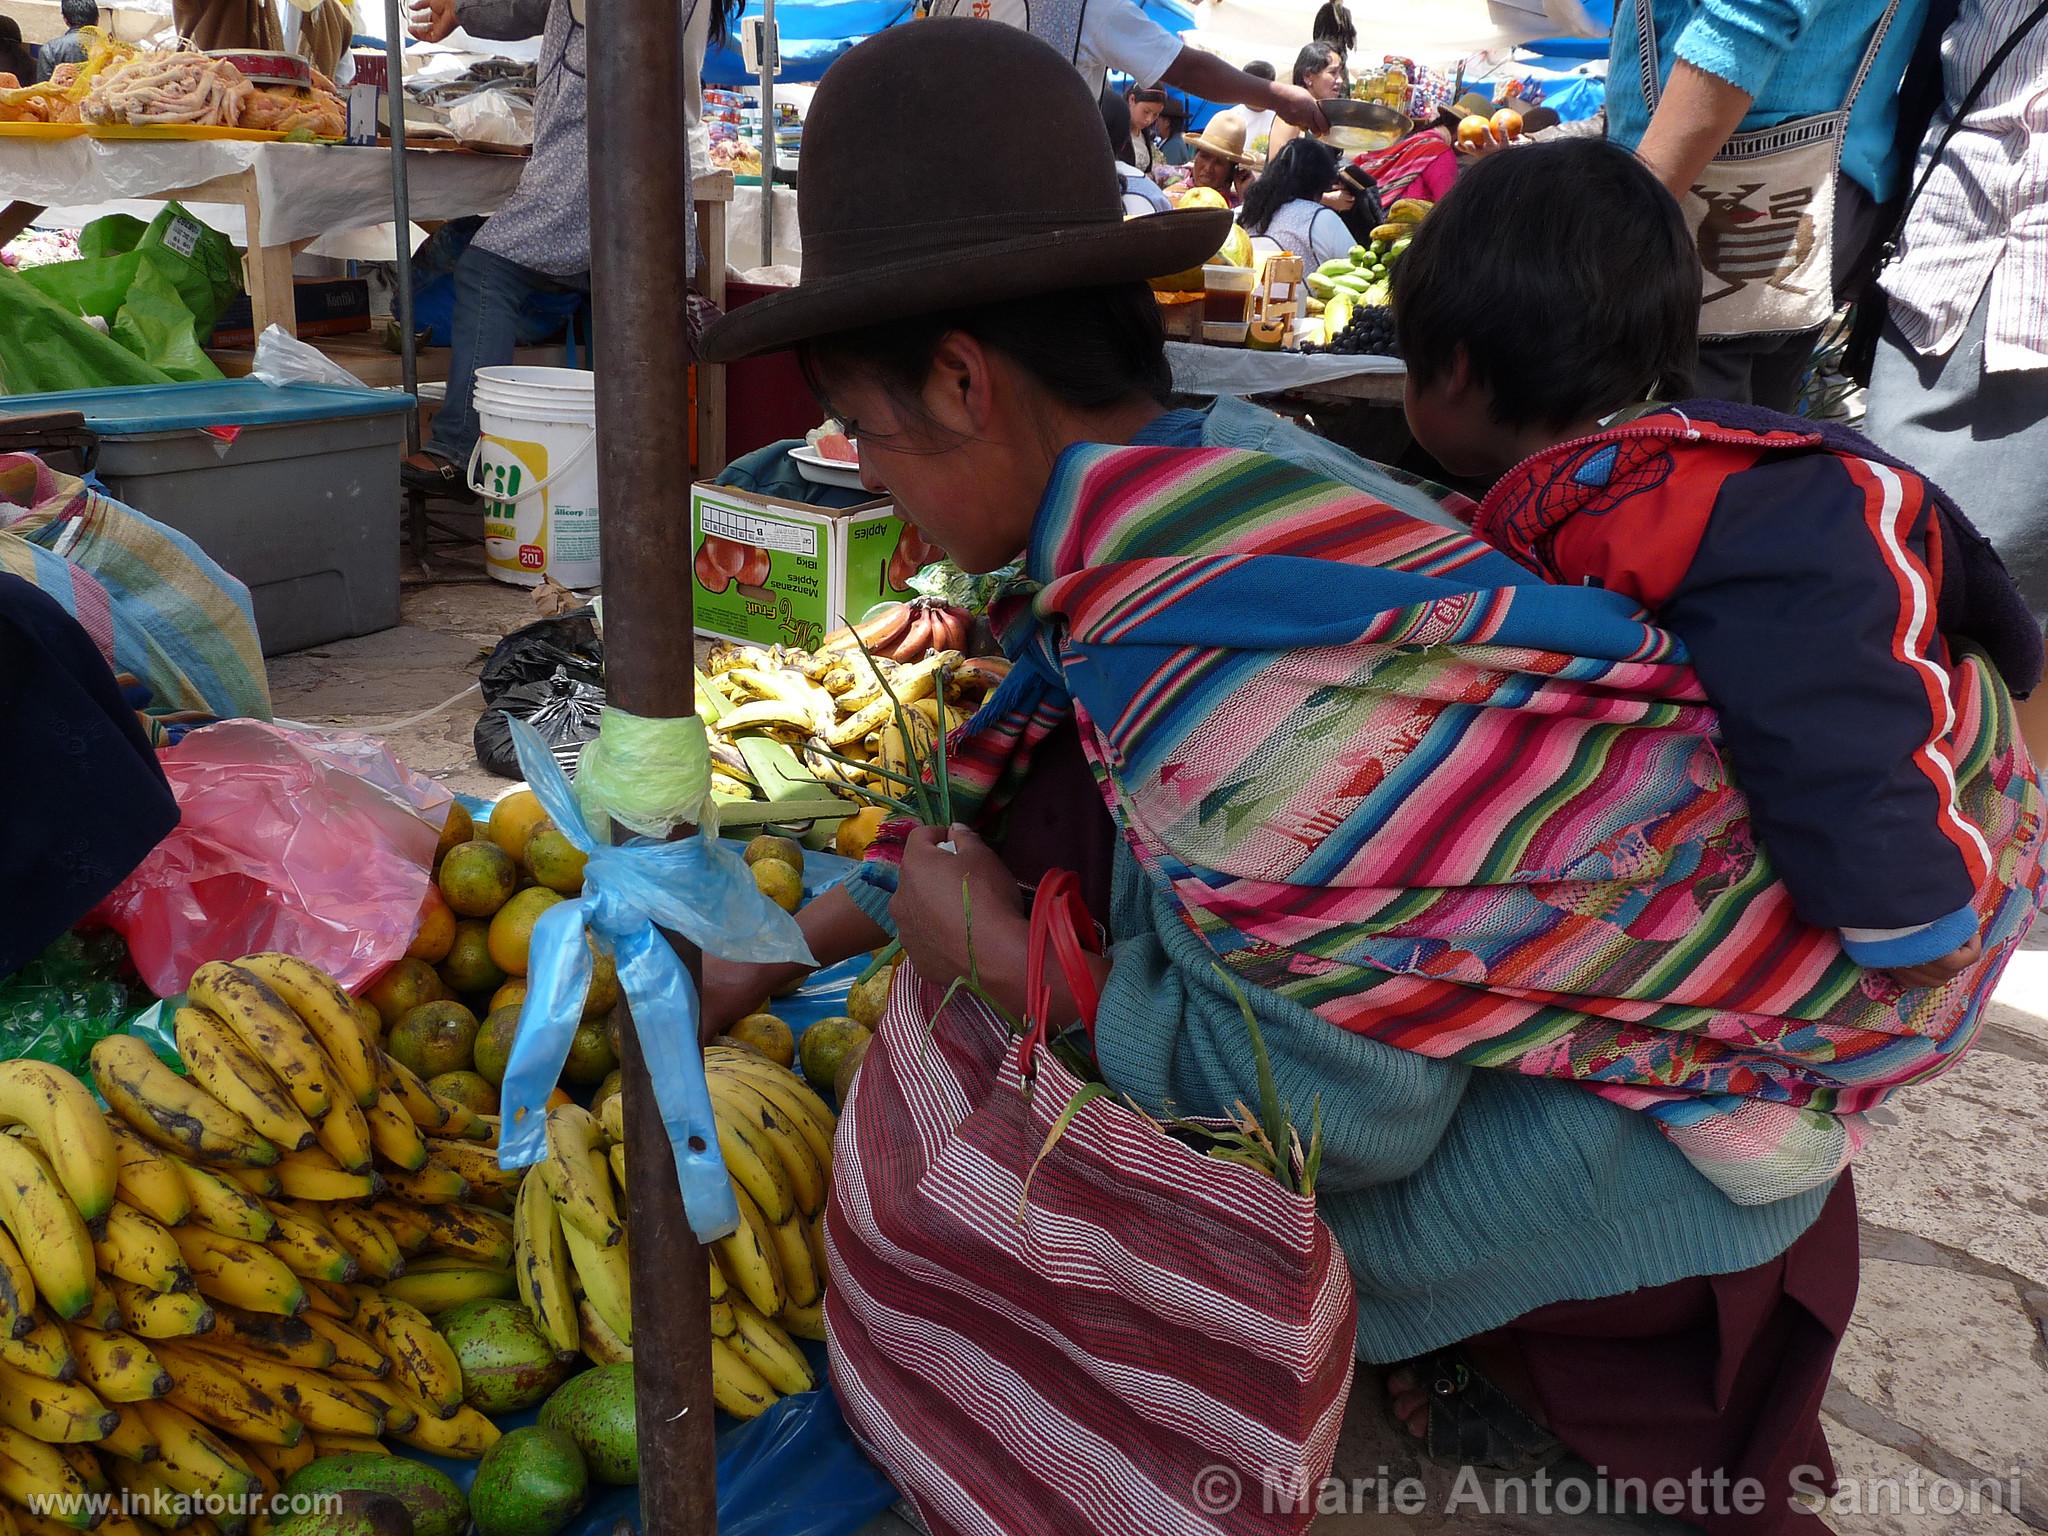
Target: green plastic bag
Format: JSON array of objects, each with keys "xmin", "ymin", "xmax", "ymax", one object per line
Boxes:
[
  {"xmin": 111, "ymin": 259, "xmax": 223, "ymax": 382},
  {"xmin": 20, "ymin": 203, "xmax": 242, "ymax": 345},
  {"xmin": 0, "ymin": 263, "xmax": 174, "ymax": 394},
  {"xmin": 77, "ymin": 213, "xmax": 148, "ymax": 261}
]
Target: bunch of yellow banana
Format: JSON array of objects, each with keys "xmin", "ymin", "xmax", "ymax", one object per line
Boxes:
[
  {"xmin": 0, "ymin": 951, "xmax": 525, "ymax": 1524},
  {"xmin": 507, "ymin": 1049, "xmax": 835, "ymax": 1421}
]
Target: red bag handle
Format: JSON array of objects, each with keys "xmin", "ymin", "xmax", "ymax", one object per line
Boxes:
[{"xmin": 1017, "ymin": 869, "xmax": 1103, "ymax": 1073}]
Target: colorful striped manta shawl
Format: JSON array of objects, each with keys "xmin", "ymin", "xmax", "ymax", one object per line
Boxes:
[{"xmin": 874, "ymin": 442, "xmax": 2045, "ymax": 1206}]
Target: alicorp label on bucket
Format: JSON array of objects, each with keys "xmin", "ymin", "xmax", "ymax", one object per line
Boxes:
[
  {"xmin": 693, "ymin": 490, "xmax": 831, "ymax": 649},
  {"xmin": 482, "ymin": 432, "xmax": 549, "ymax": 580}
]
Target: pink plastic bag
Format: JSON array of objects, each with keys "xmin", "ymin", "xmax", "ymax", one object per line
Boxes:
[{"xmin": 96, "ymin": 721, "xmax": 451, "ymax": 996}]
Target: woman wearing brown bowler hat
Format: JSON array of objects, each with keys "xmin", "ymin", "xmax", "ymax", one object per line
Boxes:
[{"xmin": 700, "ymin": 21, "xmax": 1862, "ymax": 1532}]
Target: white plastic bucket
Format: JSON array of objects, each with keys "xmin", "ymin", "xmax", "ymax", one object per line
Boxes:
[{"xmin": 469, "ymin": 366, "xmax": 601, "ymax": 588}]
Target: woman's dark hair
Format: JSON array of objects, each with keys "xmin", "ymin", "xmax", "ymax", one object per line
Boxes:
[
  {"xmin": 1290, "ymin": 41, "xmax": 1338, "ymax": 89},
  {"xmin": 1238, "ymin": 136, "xmax": 1340, "ymax": 236},
  {"xmin": 1391, "ymin": 139, "xmax": 1699, "ymax": 429},
  {"xmin": 710, "ymin": 0, "xmax": 743, "ymax": 50},
  {"xmin": 797, "ymin": 283, "xmax": 1172, "ymax": 432},
  {"xmin": 0, "ymin": 16, "xmax": 29, "ymax": 82},
  {"xmin": 1098, "ymin": 85, "xmax": 1135, "ymax": 162},
  {"xmin": 1311, "ymin": 2, "xmax": 1356, "ymax": 56}
]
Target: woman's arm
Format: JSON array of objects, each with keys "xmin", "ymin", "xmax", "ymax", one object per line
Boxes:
[
  {"xmin": 698, "ymin": 884, "xmax": 889, "ymax": 1039},
  {"xmin": 1163, "ymin": 48, "xmax": 1328, "ymax": 135},
  {"xmin": 1633, "ymin": 59, "xmax": 1756, "ymax": 199}
]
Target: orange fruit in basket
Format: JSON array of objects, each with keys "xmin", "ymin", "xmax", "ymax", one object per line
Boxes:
[
  {"xmin": 488, "ymin": 790, "xmax": 552, "ymax": 865},
  {"xmin": 439, "ymin": 840, "xmax": 520, "ymax": 917},
  {"xmin": 441, "ymin": 918, "xmax": 508, "ymax": 998},
  {"xmin": 366, "ymin": 958, "xmax": 446, "ymax": 1032},
  {"xmin": 488, "ymin": 887, "xmax": 565, "ymax": 977},
  {"xmin": 407, "ymin": 888, "xmax": 457, "ymax": 964},
  {"xmin": 390, "ymin": 1001, "xmax": 480, "ymax": 1080},
  {"xmin": 490, "ymin": 978, "xmax": 529, "ymax": 1015},
  {"xmin": 525, "ymin": 828, "xmax": 588, "ymax": 894},
  {"xmin": 834, "ymin": 806, "xmax": 888, "ymax": 861},
  {"xmin": 730, "ymin": 1013, "xmax": 796, "ymax": 1069},
  {"xmin": 799, "ymin": 1016, "xmax": 872, "ymax": 1098},
  {"xmin": 435, "ymin": 803, "xmax": 474, "ymax": 867},
  {"xmin": 429, "ymin": 1069, "xmax": 499, "ymax": 1116}
]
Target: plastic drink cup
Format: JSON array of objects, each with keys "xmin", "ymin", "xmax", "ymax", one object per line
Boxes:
[{"xmin": 1202, "ymin": 265, "xmax": 1257, "ymax": 344}]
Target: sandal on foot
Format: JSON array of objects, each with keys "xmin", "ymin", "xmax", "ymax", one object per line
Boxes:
[
  {"xmin": 401, "ymin": 451, "xmax": 476, "ymax": 503},
  {"xmin": 1389, "ymin": 1349, "xmax": 1566, "ymax": 1475}
]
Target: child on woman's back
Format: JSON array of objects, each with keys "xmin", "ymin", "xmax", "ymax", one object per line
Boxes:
[{"xmin": 1391, "ymin": 137, "xmax": 2041, "ymax": 987}]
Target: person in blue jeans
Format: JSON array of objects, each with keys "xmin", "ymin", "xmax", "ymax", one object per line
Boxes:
[{"xmin": 401, "ymin": 0, "xmax": 734, "ymax": 499}]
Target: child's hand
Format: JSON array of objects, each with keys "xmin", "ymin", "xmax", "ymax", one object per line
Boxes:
[{"xmin": 1889, "ymin": 935, "xmax": 1983, "ymax": 990}]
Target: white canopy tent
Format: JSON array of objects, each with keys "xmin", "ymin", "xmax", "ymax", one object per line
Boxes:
[{"xmin": 1177, "ymin": 0, "xmax": 1605, "ymax": 72}]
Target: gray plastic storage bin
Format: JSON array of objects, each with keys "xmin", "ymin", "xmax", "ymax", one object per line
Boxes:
[{"xmin": 4, "ymin": 382, "xmax": 412, "ymax": 657}]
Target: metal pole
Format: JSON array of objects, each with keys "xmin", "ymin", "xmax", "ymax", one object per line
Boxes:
[
  {"xmin": 758, "ymin": 0, "xmax": 775, "ymax": 268},
  {"xmin": 382, "ymin": 0, "xmax": 420, "ymax": 455},
  {"xmin": 587, "ymin": 0, "xmax": 719, "ymax": 1524}
]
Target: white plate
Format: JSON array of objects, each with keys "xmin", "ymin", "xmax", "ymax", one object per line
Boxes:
[{"xmin": 789, "ymin": 442, "xmax": 864, "ymax": 489}]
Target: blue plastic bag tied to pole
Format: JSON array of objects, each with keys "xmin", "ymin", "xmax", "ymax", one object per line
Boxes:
[{"xmin": 496, "ymin": 714, "xmax": 814, "ymax": 1243}]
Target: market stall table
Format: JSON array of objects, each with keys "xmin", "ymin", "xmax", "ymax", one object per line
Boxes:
[
  {"xmin": 1165, "ymin": 340, "xmax": 1406, "ymax": 404},
  {"xmin": 0, "ymin": 138, "xmax": 526, "ymax": 339}
]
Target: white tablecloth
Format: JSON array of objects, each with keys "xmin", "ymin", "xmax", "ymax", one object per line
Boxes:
[
  {"xmin": 0, "ymin": 139, "xmax": 526, "ymax": 248},
  {"xmin": 1167, "ymin": 342, "xmax": 1405, "ymax": 397}
]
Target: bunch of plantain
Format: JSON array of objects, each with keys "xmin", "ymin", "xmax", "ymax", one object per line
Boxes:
[
  {"xmin": 699, "ymin": 639, "xmax": 1010, "ymax": 805},
  {"xmin": 0, "ymin": 952, "xmax": 534, "ymax": 1529},
  {"xmin": 511, "ymin": 1048, "xmax": 835, "ymax": 1422}
]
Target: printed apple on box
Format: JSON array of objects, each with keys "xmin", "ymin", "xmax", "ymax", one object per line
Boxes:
[{"xmin": 689, "ymin": 483, "xmax": 944, "ymax": 650}]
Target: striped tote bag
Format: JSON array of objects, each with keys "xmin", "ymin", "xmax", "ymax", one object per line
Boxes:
[{"xmin": 823, "ymin": 878, "xmax": 1358, "ymax": 1536}]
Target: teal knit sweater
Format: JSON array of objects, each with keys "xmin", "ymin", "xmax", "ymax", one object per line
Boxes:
[
  {"xmin": 1605, "ymin": 0, "xmax": 1930, "ymax": 202},
  {"xmin": 850, "ymin": 845, "xmax": 1832, "ymax": 1363}
]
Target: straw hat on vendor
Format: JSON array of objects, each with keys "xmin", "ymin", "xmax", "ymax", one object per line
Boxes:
[{"xmin": 691, "ymin": 20, "xmax": 1940, "ymax": 1531}]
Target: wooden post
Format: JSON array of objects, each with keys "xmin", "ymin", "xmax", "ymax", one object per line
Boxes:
[{"xmin": 586, "ymin": 0, "xmax": 718, "ymax": 1525}]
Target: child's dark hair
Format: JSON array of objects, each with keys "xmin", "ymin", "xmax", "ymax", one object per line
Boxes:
[{"xmin": 1391, "ymin": 139, "xmax": 1700, "ymax": 429}]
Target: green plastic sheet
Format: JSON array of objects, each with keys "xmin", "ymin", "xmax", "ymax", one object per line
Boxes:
[
  {"xmin": 0, "ymin": 263, "xmax": 176, "ymax": 394},
  {"xmin": 8, "ymin": 203, "xmax": 240, "ymax": 385}
]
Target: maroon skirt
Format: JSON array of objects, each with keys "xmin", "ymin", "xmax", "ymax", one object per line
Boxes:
[{"xmin": 1474, "ymin": 1170, "xmax": 1860, "ymax": 1536}]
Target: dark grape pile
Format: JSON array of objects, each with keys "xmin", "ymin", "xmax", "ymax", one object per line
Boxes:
[{"xmin": 1303, "ymin": 306, "xmax": 1402, "ymax": 358}]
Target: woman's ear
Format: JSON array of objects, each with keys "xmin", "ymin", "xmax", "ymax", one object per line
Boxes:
[{"xmin": 924, "ymin": 332, "xmax": 993, "ymax": 438}]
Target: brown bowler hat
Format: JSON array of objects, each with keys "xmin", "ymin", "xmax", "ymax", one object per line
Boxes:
[{"xmin": 699, "ymin": 20, "xmax": 1231, "ymax": 362}]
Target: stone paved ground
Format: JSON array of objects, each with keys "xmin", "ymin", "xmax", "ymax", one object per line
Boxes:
[{"xmin": 273, "ymin": 574, "xmax": 2048, "ymax": 1536}]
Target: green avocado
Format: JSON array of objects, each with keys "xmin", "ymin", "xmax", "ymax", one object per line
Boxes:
[
  {"xmin": 470, "ymin": 1424, "xmax": 589, "ymax": 1536},
  {"xmin": 281, "ymin": 1457, "xmax": 466, "ymax": 1536},
  {"xmin": 538, "ymin": 1362, "xmax": 639, "ymax": 1485},
  {"xmin": 268, "ymin": 1490, "xmax": 415, "ymax": 1536},
  {"xmin": 439, "ymin": 1297, "xmax": 576, "ymax": 1413}
]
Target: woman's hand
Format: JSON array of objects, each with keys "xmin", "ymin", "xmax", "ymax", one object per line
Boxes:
[
  {"xmin": 1454, "ymin": 124, "xmax": 1514, "ymax": 160},
  {"xmin": 1322, "ymin": 186, "xmax": 1356, "ymax": 212},
  {"xmin": 890, "ymin": 824, "xmax": 1028, "ymax": 1005}
]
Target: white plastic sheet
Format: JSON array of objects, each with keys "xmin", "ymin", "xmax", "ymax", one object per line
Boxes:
[
  {"xmin": 0, "ymin": 139, "xmax": 524, "ymax": 249},
  {"xmin": 1166, "ymin": 340, "xmax": 1404, "ymax": 397}
]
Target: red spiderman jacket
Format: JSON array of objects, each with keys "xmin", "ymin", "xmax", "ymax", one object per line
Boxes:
[{"xmin": 1472, "ymin": 402, "xmax": 2042, "ymax": 971}]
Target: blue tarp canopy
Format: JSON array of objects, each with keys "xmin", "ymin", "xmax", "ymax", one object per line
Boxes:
[
  {"xmin": 704, "ymin": 0, "xmax": 1197, "ymax": 85},
  {"xmin": 1522, "ymin": 0, "xmax": 1613, "ymax": 62}
]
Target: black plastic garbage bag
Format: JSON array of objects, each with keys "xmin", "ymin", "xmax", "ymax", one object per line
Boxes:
[{"xmin": 473, "ymin": 610, "xmax": 606, "ymax": 780}]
